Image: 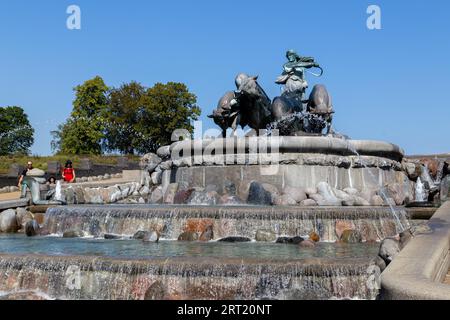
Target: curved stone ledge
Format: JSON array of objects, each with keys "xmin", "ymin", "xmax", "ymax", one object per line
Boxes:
[
  {"xmin": 381, "ymin": 201, "xmax": 450, "ymax": 300},
  {"xmin": 169, "ymin": 137, "xmax": 404, "ymax": 165}
]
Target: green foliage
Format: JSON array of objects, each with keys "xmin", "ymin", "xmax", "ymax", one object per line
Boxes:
[
  {"xmin": 104, "ymin": 82, "xmax": 145, "ymax": 155},
  {"xmin": 0, "ymin": 106, "xmax": 34, "ymax": 156},
  {"xmin": 136, "ymin": 82, "xmax": 201, "ymax": 153},
  {"xmin": 52, "ymin": 76, "xmax": 109, "ymax": 155},
  {"xmin": 52, "ymin": 77, "xmax": 201, "ymax": 155}
]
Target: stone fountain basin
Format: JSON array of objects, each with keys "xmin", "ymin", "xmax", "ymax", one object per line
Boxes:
[
  {"xmin": 42, "ymin": 204, "xmax": 403, "ymax": 242},
  {"xmin": 0, "ymin": 236, "xmax": 380, "ymax": 300}
]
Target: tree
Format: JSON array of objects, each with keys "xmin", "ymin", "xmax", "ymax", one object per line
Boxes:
[
  {"xmin": 103, "ymin": 82, "xmax": 145, "ymax": 155},
  {"xmin": 136, "ymin": 82, "xmax": 201, "ymax": 153},
  {"xmin": 0, "ymin": 106, "xmax": 34, "ymax": 155},
  {"xmin": 52, "ymin": 76, "xmax": 109, "ymax": 154}
]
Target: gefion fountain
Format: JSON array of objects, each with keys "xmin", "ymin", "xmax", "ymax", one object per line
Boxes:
[{"xmin": 0, "ymin": 50, "xmax": 426, "ymax": 300}]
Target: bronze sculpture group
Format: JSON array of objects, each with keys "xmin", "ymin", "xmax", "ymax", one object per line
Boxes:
[{"xmin": 209, "ymin": 50, "xmax": 334, "ymax": 137}]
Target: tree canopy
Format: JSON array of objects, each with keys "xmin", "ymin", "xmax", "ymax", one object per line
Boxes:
[
  {"xmin": 0, "ymin": 106, "xmax": 34, "ymax": 156},
  {"xmin": 52, "ymin": 77, "xmax": 201, "ymax": 155}
]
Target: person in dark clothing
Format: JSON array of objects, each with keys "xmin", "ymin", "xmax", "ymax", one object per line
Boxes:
[{"xmin": 18, "ymin": 161, "xmax": 33, "ymax": 198}]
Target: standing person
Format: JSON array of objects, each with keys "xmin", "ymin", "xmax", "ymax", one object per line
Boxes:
[
  {"xmin": 18, "ymin": 161, "xmax": 33, "ymax": 198},
  {"xmin": 62, "ymin": 160, "xmax": 76, "ymax": 183}
]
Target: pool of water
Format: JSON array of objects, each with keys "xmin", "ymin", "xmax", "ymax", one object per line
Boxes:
[{"xmin": 0, "ymin": 234, "xmax": 379, "ymax": 261}]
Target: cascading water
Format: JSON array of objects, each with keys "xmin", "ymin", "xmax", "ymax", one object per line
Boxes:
[
  {"xmin": 54, "ymin": 180, "xmax": 63, "ymax": 202},
  {"xmin": 415, "ymin": 177, "xmax": 427, "ymax": 202}
]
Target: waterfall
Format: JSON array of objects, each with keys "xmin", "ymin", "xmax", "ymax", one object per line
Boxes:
[
  {"xmin": 415, "ymin": 177, "xmax": 427, "ymax": 202},
  {"xmin": 0, "ymin": 254, "xmax": 380, "ymax": 300},
  {"xmin": 42, "ymin": 205, "xmax": 401, "ymax": 242},
  {"xmin": 54, "ymin": 181, "xmax": 63, "ymax": 202}
]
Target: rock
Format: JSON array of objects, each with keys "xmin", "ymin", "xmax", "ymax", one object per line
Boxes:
[
  {"xmin": 143, "ymin": 231, "xmax": 159, "ymax": 243},
  {"xmin": 223, "ymin": 181, "xmax": 237, "ymax": 196},
  {"xmin": 140, "ymin": 153, "xmax": 162, "ymax": 172},
  {"xmin": 188, "ymin": 191, "xmax": 220, "ymax": 205},
  {"xmin": 420, "ymin": 158, "xmax": 440, "ymax": 178},
  {"xmin": 163, "ymin": 183, "xmax": 179, "ymax": 204},
  {"xmin": 273, "ymin": 194, "xmax": 297, "ymax": 206},
  {"xmin": 63, "ymin": 230, "xmax": 85, "ymax": 238},
  {"xmin": 386, "ymin": 183, "xmax": 406, "ymax": 206},
  {"xmin": 247, "ymin": 182, "xmax": 273, "ymax": 205},
  {"xmin": 104, "ymin": 233, "xmax": 123, "ymax": 240},
  {"xmin": 410, "ymin": 224, "xmax": 433, "ymax": 236},
  {"xmin": 144, "ymin": 281, "xmax": 167, "ymax": 300},
  {"xmin": 299, "ymin": 199, "xmax": 318, "ymax": 206},
  {"xmin": 139, "ymin": 186, "xmax": 150, "ymax": 196},
  {"xmin": 205, "ymin": 184, "xmax": 219, "ymax": 193},
  {"xmin": 282, "ymin": 186, "xmax": 307, "ymax": 203},
  {"xmin": 219, "ymin": 195, "xmax": 244, "ymax": 205},
  {"xmin": 399, "ymin": 229, "xmax": 413, "ymax": 249},
  {"xmin": 255, "ymin": 229, "xmax": 277, "ymax": 242},
  {"xmin": 335, "ymin": 220, "xmax": 354, "ymax": 239},
  {"xmin": 83, "ymin": 188, "xmax": 104, "ymax": 204},
  {"xmin": 316, "ymin": 182, "xmax": 341, "ymax": 206},
  {"xmin": 149, "ymin": 187, "xmax": 163, "ymax": 204},
  {"xmin": 359, "ymin": 189, "xmax": 377, "ymax": 203},
  {"xmin": 441, "ymin": 175, "xmax": 450, "ymax": 201},
  {"xmin": 333, "ymin": 189, "xmax": 352, "ymax": 201},
  {"xmin": 375, "ymin": 255, "xmax": 387, "ymax": 272},
  {"xmin": 304, "ymin": 187, "xmax": 318, "ymax": 197},
  {"xmin": 178, "ymin": 231, "xmax": 199, "ymax": 241},
  {"xmin": 276, "ymin": 236, "xmax": 304, "ymax": 244},
  {"xmin": 371, "ymin": 195, "xmax": 384, "ymax": 206},
  {"xmin": 15, "ymin": 207, "xmax": 34, "ymax": 229},
  {"xmin": 309, "ymin": 231, "xmax": 320, "ymax": 242},
  {"xmin": 151, "ymin": 171, "xmax": 162, "ymax": 185},
  {"xmin": 104, "ymin": 174, "xmax": 111, "ymax": 180},
  {"xmin": 379, "ymin": 238, "xmax": 400, "ymax": 264},
  {"xmin": 403, "ymin": 161, "xmax": 421, "ymax": 180},
  {"xmin": 199, "ymin": 225, "xmax": 214, "ymax": 241},
  {"xmin": 25, "ymin": 220, "xmax": 40, "ymax": 237},
  {"xmin": 0, "ymin": 209, "xmax": 19, "ymax": 233},
  {"xmin": 354, "ymin": 196, "xmax": 370, "ymax": 206},
  {"xmin": 26, "ymin": 168, "xmax": 45, "ymax": 177},
  {"xmin": 10, "ymin": 186, "xmax": 19, "ymax": 192},
  {"xmin": 133, "ymin": 230, "xmax": 149, "ymax": 240},
  {"xmin": 340, "ymin": 230, "xmax": 362, "ymax": 243},
  {"xmin": 218, "ymin": 236, "xmax": 251, "ymax": 243},
  {"xmin": 156, "ymin": 145, "xmax": 171, "ymax": 159},
  {"xmin": 299, "ymin": 239, "xmax": 316, "ymax": 248},
  {"xmin": 343, "ymin": 188, "xmax": 359, "ymax": 196},
  {"xmin": 174, "ymin": 189, "xmax": 195, "ymax": 204}
]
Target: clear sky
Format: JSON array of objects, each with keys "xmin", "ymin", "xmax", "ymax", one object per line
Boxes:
[{"xmin": 0, "ymin": 0, "xmax": 449, "ymax": 156}]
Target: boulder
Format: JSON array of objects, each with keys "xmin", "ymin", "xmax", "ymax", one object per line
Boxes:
[
  {"xmin": 151, "ymin": 171, "xmax": 162, "ymax": 185},
  {"xmin": 375, "ymin": 255, "xmax": 387, "ymax": 272},
  {"xmin": 299, "ymin": 199, "xmax": 318, "ymax": 206},
  {"xmin": 83, "ymin": 188, "xmax": 104, "ymax": 204},
  {"xmin": 255, "ymin": 229, "xmax": 277, "ymax": 242},
  {"xmin": 247, "ymin": 182, "xmax": 273, "ymax": 205},
  {"xmin": 276, "ymin": 236, "xmax": 304, "ymax": 244},
  {"xmin": 133, "ymin": 230, "xmax": 149, "ymax": 240},
  {"xmin": 340, "ymin": 230, "xmax": 362, "ymax": 243},
  {"xmin": 143, "ymin": 231, "xmax": 160, "ymax": 243},
  {"xmin": 15, "ymin": 207, "xmax": 34, "ymax": 229},
  {"xmin": 0, "ymin": 209, "xmax": 19, "ymax": 233},
  {"xmin": 304, "ymin": 187, "xmax": 318, "ymax": 197},
  {"xmin": 273, "ymin": 194, "xmax": 297, "ymax": 206},
  {"xmin": 282, "ymin": 186, "xmax": 307, "ymax": 203},
  {"xmin": 403, "ymin": 161, "xmax": 421, "ymax": 180},
  {"xmin": 335, "ymin": 220, "xmax": 354, "ymax": 240},
  {"xmin": 25, "ymin": 220, "xmax": 40, "ymax": 237},
  {"xmin": 163, "ymin": 183, "xmax": 179, "ymax": 204},
  {"xmin": 219, "ymin": 195, "xmax": 244, "ymax": 205},
  {"xmin": 140, "ymin": 153, "xmax": 162, "ymax": 173},
  {"xmin": 299, "ymin": 239, "xmax": 316, "ymax": 248},
  {"xmin": 223, "ymin": 181, "xmax": 237, "ymax": 196},
  {"xmin": 343, "ymin": 188, "xmax": 359, "ymax": 196},
  {"xmin": 63, "ymin": 230, "xmax": 85, "ymax": 238},
  {"xmin": 188, "ymin": 191, "xmax": 220, "ymax": 205},
  {"xmin": 441, "ymin": 175, "xmax": 450, "ymax": 201},
  {"xmin": 149, "ymin": 187, "xmax": 163, "ymax": 204},
  {"xmin": 379, "ymin": 238, "xmax": 400, "ymax": 264},
  {"xmin": 316, "ymin": 182, "xmax": 341, "ymax": 206},
  {"xmin": 371, "ymin": 195, "xmax": 385, "ymax": 206},
  {"xmin": 199, "ymin": 225, "xmax": 214, "ymax": 241},
  {"xmin": 178, "ymin": 231, "xmax": 199, "ymax": 241},
  {"xmin": 333, "ymin": 189, "xmax": 352, "ymax": 201},
  {"xmin": 104, "ymin": 233, "xmax": 123, "ymax": 240},
  {"xmin": 174, "ymin": 188, "xmax": 195, "ymax": 204},
  {"xmin": 218, "ymin": 236, "xmax": 251, "ymax": 243},
  {"xmin": 309, "ymin": 231, "xmax": 320, "ymax": 242},
  {"xmin": 399, "ymin": 229, "xmax": 413, "ymax": 249},
  {"xmin": 156, "ymin": 145, "xmax": 171, "ymax": 159},
  {"xmin": 139, "ymin": 186, "xmax": 151, "ymax": 196}
]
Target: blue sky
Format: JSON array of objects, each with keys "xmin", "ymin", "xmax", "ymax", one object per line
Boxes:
[{"xmin": 0, "ymin": 0, "xmax": 449, "ymax": 156}]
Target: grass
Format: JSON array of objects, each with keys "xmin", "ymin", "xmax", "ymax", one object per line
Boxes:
[{"xmin": 0, "ymin": 154, "xmax": 140, "ymax": 175}]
